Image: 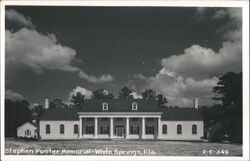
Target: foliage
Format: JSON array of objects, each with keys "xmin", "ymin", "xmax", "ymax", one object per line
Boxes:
[
  {"xmin": 71, "ymin": 92, "xmax": 85, "ymax": 107},
  {"xmin": 92, "ymin": 89, "xmax": 114, "ymax": 99},
  {"xmin": 202, "ymin": 72, "xmax": 242, "ymax": 143},
  {"xmin": 5, "ymin": 99, "xmax": 32, "ymax": 137},
  {"xmin": 118, "ymin": 87, "xmax": 133, "ymax": 99},
  {"xmin": 142, "ymin": 89, "xmax": 157, "ymax": 100},
  {"xmin": 213, "ymin": 72, "xmax": 242, "ymax": 106},
  {"xmin": 157, "ymin": 94, "xmax": 168, "ymax": 106},
  {"xmin": 30, "ymin": 104, "xmax": 45, "ymax": 119},
  {"xmin": 49, "ymin": 98, "xmax": 68, "ymax": 108}
]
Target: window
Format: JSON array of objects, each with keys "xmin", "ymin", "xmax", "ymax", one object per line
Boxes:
[
  {"xmin": 102, "ymin": 102, "xmax": 108, "ymax": 110},
  {"xmin": 177, "ymin": 124, "xmax": 182, "ymax": 134},
  {"xmin": 130, "ymin": 126, "xmax": 139, "ymax": 134},
  {"xmin": 74, "ymin": 124, "xmax": 78, "ymax": 134},
  {"xmin": 146, "ymin": 118, "xmax": 154, "ymax": 121},
  {"xmin": 132, "ymin": 102, "xmax": 138, "ymax": 110},
  {"xmin": 86, "ymin": 126, "xmax": 94, "ymax": 134},
  {"xmin": 131, "ymin": 118, "xmax": 139, "ymax": 122},
  {"xmin": 60, "ymin": 124, "xmax": 64, "ymax": 134},
  {"xmin": 162, "ymin": 125, "xmax": 167, "ymax": 134},
  {"xmin": 101, "ymin": 118, "xmax": 108, "ymax": 121},
  {"xmin": 46, "ymin": 124, "xmax": 50, "ymax": 134},
  {"xmin": 86, "ymin": 118, "xmax": 93, "ymax": 121},
  {"xmin": 192, "ymin": 124, "xmax": 197, "ymax": 134},
  {"xmin": 146, "ymin": 126, "xmax": 154, "ymax": 134},
  {"xmin": 116, "ymin": 118, "xmax": 123, "ymax": 121}
]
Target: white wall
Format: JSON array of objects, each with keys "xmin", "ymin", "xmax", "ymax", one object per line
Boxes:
[
  {"xmin": 17, "ymin": 122, "xmax": 37, "ymax": 138},
  {"xmin": 40, "ymin": 120, "xmax": 79, "ymax": 140},
  {"xmin": 159, "ymin": 120, "xmax": 204, "ymax": 140}
]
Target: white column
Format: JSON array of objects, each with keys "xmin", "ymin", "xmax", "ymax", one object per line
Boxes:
[
  {"xmin": 79, "ymin": 117, "xmax": 82, "ymax": 138},
  {"xmin": 110, "ymin": 117, "xmax": 113, "ymax": 139},
  {"xmin": 94, "ymin": 117, "xmax": 98, "ymax": 138},
  {"xmin": 141, "ymin": 117, "xmax": 145, "ymax": 139},
  {"xmin": 126, "ymin": 117, "xmax": 130, "ymax": 139},
  {"xmin": 157, "ymin": 117, "xmax": 161, "ymax": 139}
]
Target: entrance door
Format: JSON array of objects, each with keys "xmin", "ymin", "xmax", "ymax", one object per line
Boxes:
[{"xmin": 115, "ymin": 126, "xmax": 125, "ymax": 138}]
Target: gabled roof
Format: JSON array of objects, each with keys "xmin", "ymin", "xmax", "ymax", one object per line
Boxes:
[
  {"xmin": 161, "ymin": 107, "xmax": 203, "ymax": 121},
  {"xmin": 78, "ymin": 99, "xmax": 163, "ymax": 112},
  {"xmin": 17, "ymin": 122, "xmax": 38, "ymax": 129},
  {"xmin": 39, "ymin": 99, "xmax": 203, "ymax": 121},
  {"xmin": 40, "ymin": 107, "xmax": 79, "ymax": 121}
]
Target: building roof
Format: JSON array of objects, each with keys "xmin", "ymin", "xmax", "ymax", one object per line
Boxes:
[
  {"xmin": 39, "ymin": 99, "xmax": 203, "ymax": 121},
  {"xmin": 78, "ymin": 99, "xmax": 163, "ymax": 112},
  {"xmin": 161, "ymin": 107, "xmax": 203, "ymax": 121},
  {"xmin": 40, "ymin": 107, "xmax": 79, "ymax": 121},
  {"xmin": 17, "ymin": 122, "xmax": 38, "ymax": 129}
]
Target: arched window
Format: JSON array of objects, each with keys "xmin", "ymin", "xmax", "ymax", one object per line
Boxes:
[
  {"xmin": 102, "ymin": 102, "xmax": 108, "ymax": 110},
  {"xmin": 177, "ymin": 124, "xmax": 182, "ymax": 134},
  {"xmin": 46, "ymin": 124, "xmax": 50, "ymax": 134},
  {"xmin": 60, "ymin": 124, "xmax": 64, "ymax": 134},
  {"xmin": 132, "ymin": 102, "xmax": 138, "ymax": 110},
  {"xmin": 192, "ymin": 124, "xmax": 197, "ymax": 134},
  {"xmin": 74, "ymin": 124, "xmax": 78, "ymax": 134},
  {"xmin": 162, "ymin": 125, "xmax": 167, "ymax": 134}
]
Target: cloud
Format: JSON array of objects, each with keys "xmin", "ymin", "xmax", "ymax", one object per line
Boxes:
[
  {"xmin": 6, "ymin": 28, "xmax": 79, "ymax": 73},
  {"xmin": 5, "ymin": 89, "xmax": 24, "ymax": 101},
  {"xmin": 134, "ymin": 8, "xmax": 242, "ymax": 107},
  {"xmin": 160, "ymin": 41, "xmax": 242, "ymax": 80},
  {"xmin": 130, "ymin": 92, "xmax": 142, "ymax": 99},
  {"xmin": 78, "ymin": 71, "xmax": 114, "ymax": 83},
  {"xmin": 6, "ymin": 28, "xmax": 114, "ymax": 83},
  {"xmin": 6, "ymin": 9, "xmax": 34, "ymax": 28},
  {"xmin": 68, "ymin": 86, "xmax": 93, "ymax": 104}
]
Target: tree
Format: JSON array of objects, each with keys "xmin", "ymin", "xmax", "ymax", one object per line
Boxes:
[
  {"xmin": 118, "ymin": 87, "xmax": 132, "ymax": 99},
  {"xmin": 49, "ymin": 98, "xmax": 68, "ymax": 109},
  {"xmin": 210, "ymin": 71, "xmax": 242, "ymax": 143},
  {"xmin": 5, "ymin": 99, "xmax": 32, "ymax": 137},
  {"xmin": 157, "ymin": 94, "xmax": 168, "ymax": 106},
  {"xmin": 71, "ymin": 92, "xmax": 85, "ymax": 107},
  {"xmin": 30, "ymin": 104, "xmax": 45, "ymax": 119},
  {"xmin": 213, "ymin": 72, "xmax": 242, "ymax": 106},
  {"xmin": 142, "ymin": 89, "xmax": 156, "ymax": 100},
  {"xmin": 92, "ymin": 89, "xmax": 114, "ymax": 99}
]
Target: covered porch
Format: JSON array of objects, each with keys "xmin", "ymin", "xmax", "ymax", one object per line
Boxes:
[{"xmin": 77, "ymin": 112, "xmax": 162, "ymax": 139}]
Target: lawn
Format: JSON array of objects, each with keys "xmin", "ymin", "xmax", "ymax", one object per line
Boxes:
[{"xmin": 5, "ymin": 138, "xmax": 242, "ymax": 156}]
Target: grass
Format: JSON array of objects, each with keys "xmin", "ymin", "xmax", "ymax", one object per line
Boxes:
[{"xmin": 5, "ymin": 138, "xmax": 242, "ymax": 156}]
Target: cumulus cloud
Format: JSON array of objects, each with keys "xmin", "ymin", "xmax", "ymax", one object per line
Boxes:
[
  {"xmin": 160, "ymin": 41, "xmax": 241, "ymax": 79},
  {"xmin": 78, "ymin": 71, "xmax": 114, "ymax": 83},
  {"xmin": 5, "ymin": 10, "xmax": 114, "ymax": 83},
  {"xmin": 5, "ymin": 89, "xmax": 24, "ymax": 101},
  {"xmin": 6, "ymin": 9, "xmax": 34, "ymax": 28},
  {"xmin": 130, "ymin": 92, "xmax": 142, "ymax": 99},
  {"xmin": 134, "ymin": 8, "xmax": 242, "ymax": 107},
  {"xmin": 6, "ymin": 28, "xmax": 79, "ymax": 73},
  {"xmin": 68, "ymin": 86, "xmax": 93, "ymax": 104}
]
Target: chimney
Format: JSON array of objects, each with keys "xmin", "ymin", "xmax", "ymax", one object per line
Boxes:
[
  {"xmin": 45, "ymin": 99, "xmax": 49, "ymax": 109},
  {"xmin": 32, "ymin": 119, "xmax": 36, "ymax": 123},
  {"xmin": 194, "ymin": 98, "xmax": 198, "ymax": 109}
]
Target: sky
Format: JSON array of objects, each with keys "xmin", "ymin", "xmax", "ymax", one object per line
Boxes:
[{"xmin": 5, "ymin": 6, "xmax": 242, "ymax": 107}]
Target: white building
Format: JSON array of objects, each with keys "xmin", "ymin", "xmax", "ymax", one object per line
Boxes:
[
  {"xmin": 38, "ymin": 99, "xmax": 204, "ymax": 140},
  {"xmin": 17, "ymin": 121, "xmax": 38, "ymax": 138}
]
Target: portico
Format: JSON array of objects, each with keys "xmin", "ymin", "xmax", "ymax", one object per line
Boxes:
[{"xmin": 78, "ymin": 112, "xmax": 162, "ymax": 139}]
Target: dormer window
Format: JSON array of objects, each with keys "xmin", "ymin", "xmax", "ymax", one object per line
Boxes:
[
  {"xmin": 132, "ymin": 102, "xmax": 138, "ymax": 110},
  {"xmin": 102, "ymin": 102, "xmax": 108, "ymax": 110}
]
